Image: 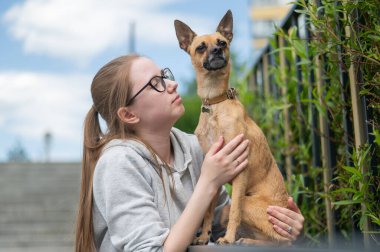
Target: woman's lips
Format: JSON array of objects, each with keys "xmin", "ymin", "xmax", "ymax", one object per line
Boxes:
[{"xmin": 172, "ymin": 94, "xmax": 182, "ymax": 103}]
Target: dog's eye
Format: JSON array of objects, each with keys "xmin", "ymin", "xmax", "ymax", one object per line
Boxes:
[
  {"xmin": 217, "ymin": 40, "xmax": 227, "ymax": 48},
  {"xmin": 196, "ymin": 43, "xmax": 206, "ymax": 53}
]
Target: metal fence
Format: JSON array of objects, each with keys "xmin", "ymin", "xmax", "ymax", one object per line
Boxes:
[{"xmin": 246, "ymin": 0, "xmax": 378, "ymax": 248}]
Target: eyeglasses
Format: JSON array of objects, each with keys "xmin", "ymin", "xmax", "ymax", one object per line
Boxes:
[{"xmin": 126, "ymin": 68, "xmax": 175, "ymax": 105}]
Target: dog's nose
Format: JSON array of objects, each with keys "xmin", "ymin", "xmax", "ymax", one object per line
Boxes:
[{"xmin": 211, "ymin": 47, "xmax": 222, "ymax": 54}]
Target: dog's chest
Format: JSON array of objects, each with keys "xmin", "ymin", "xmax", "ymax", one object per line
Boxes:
[
  {"xmin": 195, "ymin": 111, "xmax": 221, "ymax": 149},
  {"xmin": 195, "ymin": 102, "xmax": 243, "ymax": 153}
]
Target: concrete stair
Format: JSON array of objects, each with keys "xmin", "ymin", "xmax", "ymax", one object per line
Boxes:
[{"xmin": 0, "ymin": 162, "xmax": 81, "ymax": 252}]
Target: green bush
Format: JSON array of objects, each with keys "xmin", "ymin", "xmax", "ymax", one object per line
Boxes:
[
  {"xmin": 240, "ymin": 0, "xmax": 380, "ymax": 246},
  {"xmin": 174, "ymin": 96, "xmax": 201, "ymax": 134}
]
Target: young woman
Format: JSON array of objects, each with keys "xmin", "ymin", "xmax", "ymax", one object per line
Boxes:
[{"xmin": 75, "ymin": 55, "xmax": 304, "ymax": 252}]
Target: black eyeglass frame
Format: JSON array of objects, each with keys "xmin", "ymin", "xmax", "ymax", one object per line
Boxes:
[{"xmin": 126, "ymin": 68, "xmax": 174, "ymax": 105}]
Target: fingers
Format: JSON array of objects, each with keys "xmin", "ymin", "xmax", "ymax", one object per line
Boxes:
[
  {"xmin": 285, "ymin": 197, "xmax": 304, "ymax": 229},
  {"xmin": 268, "ymin": 206, "xmax": 297, "ymax": 222},
  {"xmin": 268, "ymin": 212, "xmax": 298, "ymax": 240},
  {"xmin": 208, "ymin": 136, "xmax": 224, "ymax": 155},
  {"xmin": 267, "ymin": 204, "xmax": 304, "ymax": 241},
  {"xmin": 230, "ymin": 138, "xmax": 250, "ymax": 162},
  {"xmin": 272, "ymin": 223, "xmax": 295, "ymax": 241},
  {"xmin": 232, "ymin": 158, "xmax": 249, "ymax": 175},
  {"xmin": 217, "ymin": 134, "xmax": 250, "ymax": 174},
  {"xmin": 218, "ymin": 134, "xmax": 245, "ymax": 156},
  {"xmin": 203, "ymin": 134, "xmax": 250, "ymax": 188},
  {"xmin": 216, "ymin": 134, "xmax": 250, "ymax": 164},
  {"xmin": 232, "ymin": 147, "xmax": 249, "ymax": 168}
]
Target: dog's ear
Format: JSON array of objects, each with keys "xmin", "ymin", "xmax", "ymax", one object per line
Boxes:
[
  {"xmin": 174, "ymin": 20, "xmax": 197, "ymax": 54},
  {"xmin": 216, "ymin": 10, "xmax": 233, "ymax": 43}
]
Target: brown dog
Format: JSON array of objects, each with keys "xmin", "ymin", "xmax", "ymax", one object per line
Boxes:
[{"xmin": 174, "ymin": 10, "xmax": 290, "ymax": 245}]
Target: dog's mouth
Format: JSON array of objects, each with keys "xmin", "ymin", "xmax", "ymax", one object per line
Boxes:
[{"xmin": 203, "ymin": 55, "xmax": 227, "ymax": 71}]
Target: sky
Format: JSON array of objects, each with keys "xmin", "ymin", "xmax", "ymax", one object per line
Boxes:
[{"xmin": 0, "ymin": 0, "xmax": 255, "ymax": 162}]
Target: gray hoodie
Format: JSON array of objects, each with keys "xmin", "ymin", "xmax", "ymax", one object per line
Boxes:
[{"xmin": 92, "ymin": 128, "xmax": 230, "ymax": 252}]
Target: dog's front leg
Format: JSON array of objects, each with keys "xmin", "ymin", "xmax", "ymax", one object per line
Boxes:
[
  {"xmin": 216, "ymin": 169, "xmax": 248, "ymax": 244},
  {"xmin": 192, "ymin": 188, "xmax": 220, "ymax": 245}
]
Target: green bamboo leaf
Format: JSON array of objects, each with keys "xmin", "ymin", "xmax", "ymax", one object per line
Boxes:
[
  {"xmin": 272, "ymin": 103, "xmax": 293, "ymax": 111},
  {"xmin": 333, "ymin": 188, "xmax": 357, "ymax": 194},
  {"xmin": 368, "ymin": 34, "xmax": 380, "ymax": 41},
  {"xmin": 342, "ymin": 165, "xmax": 362, "ymax": 177},
  {"xmin": 367, "ymin": 213, "xmax": 380, "ymax": 225},
  {"xmin": 296, "ymin": 59, "xmax": 312, "ymax": 65},
  {"xmin": 353, "ymin": 192, "xmax": 364, "ymax": 201},
  {"xmin": 294, "ymin": 9, "xmax": 308, "ymax": 14},
  {"xmin": 270, "ymin": 47, "xmax": 293, "ymax": 54},
  {"xmin": 333, "ymin": 200, "xmax": 361, "ymax": 206},
  {"xmin": 292, "ymin": 40, "xmax": 307, "ymax": 58},
  {"xmin": 372, "ymin": 129, "xmax": 380, "ymax": 146}
]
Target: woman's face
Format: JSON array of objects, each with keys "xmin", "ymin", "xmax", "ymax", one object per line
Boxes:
[{"xmin": 128, "ymin": 57, "xmax": 185, "ymax": 130}]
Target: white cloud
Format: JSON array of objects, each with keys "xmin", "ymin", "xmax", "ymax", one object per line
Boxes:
[
  {"xmin": 3, "ymin": 0, "xmax": 213, "ymax": 65},
  {"xmin": 0, "ymin": 71, "xmax": 92, "ymax": 146},
  {"xmin": 0, "ymin": 1, "xmax": 252, "ymax": 162}
]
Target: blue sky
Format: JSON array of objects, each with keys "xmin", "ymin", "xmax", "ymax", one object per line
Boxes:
[{"xmin": 0, "ymin": 0, "xmax": 254, "ymax": 162}]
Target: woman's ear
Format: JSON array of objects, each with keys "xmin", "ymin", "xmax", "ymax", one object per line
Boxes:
[{"xmin": 117, "ymin": 107, "xmax": 140, "ymax": 125}]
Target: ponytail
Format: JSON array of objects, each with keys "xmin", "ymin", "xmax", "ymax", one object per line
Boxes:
[
  {"xmin": 75, "ymin": 54, "xmax": 140, "ymax": 251},
  {"xmin": 75, "ymin": 106, "xmax": 104, "ymax": 252},
  {"xmin": 84, "ymin": 106, "xmax": 104, "ymax": 148},
  {"xmin": 74, "ymin": 54, "xmax": 182, "ymax": 251}
]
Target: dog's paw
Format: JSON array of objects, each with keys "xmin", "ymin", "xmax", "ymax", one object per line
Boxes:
[
  {"xmin": 215, "ymin": 237, "xmax": 232, "ymax": 245},
  {"xmin": 236, "ymin": 238, "xmax": 251, "ymax": 245},
  {"xmin": 192, "ymin": 236, "xmax": 210, "ymax": 245}
]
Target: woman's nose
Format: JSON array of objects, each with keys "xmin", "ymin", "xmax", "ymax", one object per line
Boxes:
[{"xmin": 166, "ymin": 80, "xmax": 178, "ymax": 93}]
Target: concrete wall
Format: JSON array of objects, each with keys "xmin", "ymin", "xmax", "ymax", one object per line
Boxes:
[{"xmin": 0, "ymin": 162, "xmax": 81, "ymax": 252}]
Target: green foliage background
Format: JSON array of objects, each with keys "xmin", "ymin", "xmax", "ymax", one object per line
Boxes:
[
  {"xmin": 174, "ymin": 96, "xmax": 201, "ymax": 133},
  {"xmin": 249, "ymin": 0, "xmax": 379, "ymax": 246}
]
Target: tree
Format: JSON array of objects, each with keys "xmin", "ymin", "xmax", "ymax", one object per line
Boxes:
[{"xmin": 7, "ymin": 140, "xmax": 29, "ymax": 162}]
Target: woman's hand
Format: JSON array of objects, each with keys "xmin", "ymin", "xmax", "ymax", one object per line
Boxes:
[
  {"xmin": 267, "ymin": 197, "xmax": 304, "ymax": 241},
  {"xmin": 163, "ymin": 134, "xmax": 249, "ymax": 252},
  {"xmin": 200, "ymin": 134, "xmax": 249, "ymax": 192}
]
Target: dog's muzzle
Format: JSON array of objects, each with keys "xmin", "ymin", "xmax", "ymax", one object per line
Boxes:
[{"xmin": 203, "ymin": 48, "xmax": 227, "ymax": 71}]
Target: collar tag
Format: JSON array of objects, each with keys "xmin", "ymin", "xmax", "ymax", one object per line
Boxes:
[
  {"xmin": 201, "ymin": 106, "xmax": 210, "ymax": 113},
  {"xmin": 227, "ymin": 88, "xmax": 237, "ymax": 99}
]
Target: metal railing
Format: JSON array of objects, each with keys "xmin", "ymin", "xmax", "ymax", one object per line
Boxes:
[{"xmin": 246, "ymin": 0, "xmax": 377, "ymax": 247}]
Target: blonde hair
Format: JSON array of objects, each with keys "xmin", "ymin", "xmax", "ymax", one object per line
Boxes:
[{"xmin": 75, "ymin": 54, "xmax": 174, "ymax": 251}]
